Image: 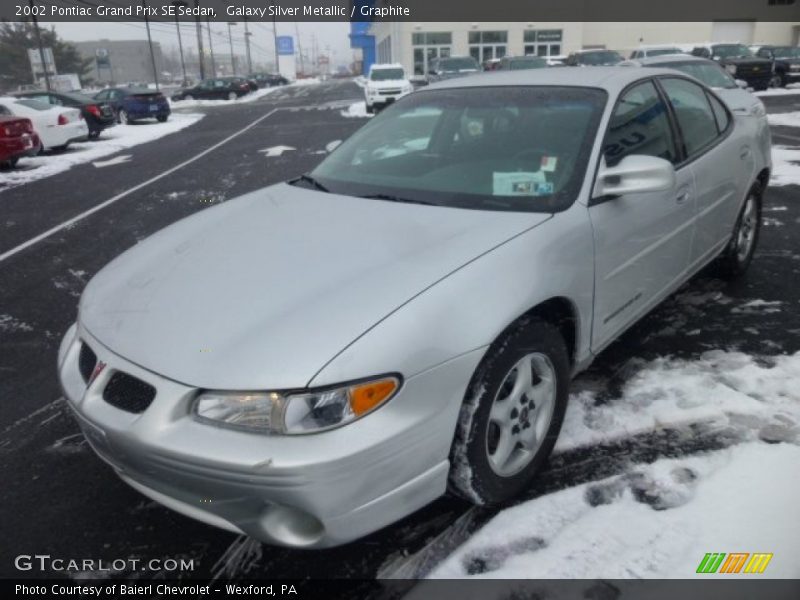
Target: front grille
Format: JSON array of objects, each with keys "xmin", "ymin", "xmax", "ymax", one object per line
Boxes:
[
  {"xmin": 103, "ymin": 372, "xmax": 156, "ymax": 413},
  {"xmin": 379, "ymin": 89, "xmax": 402, "ymax": 95},
  {"xmin": 78, "ymin": 343, "xmax": 97, "ymax": 383}
]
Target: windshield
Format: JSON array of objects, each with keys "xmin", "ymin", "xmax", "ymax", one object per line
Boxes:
[
  {"xmin": 371, "ymin": 68, "xmax": 405, "ymax": 80},
  {"xmin": 438, "ymin": 57, "xmax": 479, "ymax": 72},
  {"xmin": 580, "ymin": 51, "xmax": 624, "ymax": 65},
  {"xmin": 510, "ymin": 57, "xmax": 548, "ymax": 70},
  {"xmin": 713, "ymin": 44, "xmax": 752, "ymax": 59},
  {"xmin": 647, "ymin": 48, "xmax": 682, "ymax": 57},
  {"xmin": 307, "ymin": 86, "xmax": 607, "ymax": 213},
  {"xmin": 773, "ymin": 46, "xmax": 800, "ymax": 58},
  {"xmin": 660, "ymin": 61, "xmax": 737, "ymax": 89}
]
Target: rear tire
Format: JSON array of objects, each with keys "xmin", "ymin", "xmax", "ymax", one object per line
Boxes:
[
  {"xmin": 228, "ymin": 91, "xmax": 237, "ymax": 101},
  {"xmin": 769, "ymin": 74, "xmax": 783, "ymax": 89},
  {"xmin": 157, "ymin": 115, "xmax": 168, "ymax": 122},
  {"xmin": 118, "ymin": 110, "xmax": 131, "ymax": 124},
  {"xmin": 184, "ymin": 94, "xmax": 194, "ymax": 101},
  {"xmin": 449, "ymin": 318, "xmax": 570, "ymax": 505},
  {"xmin": 716, "ymin": 183, "xmax": 762, "ymax": 279}
]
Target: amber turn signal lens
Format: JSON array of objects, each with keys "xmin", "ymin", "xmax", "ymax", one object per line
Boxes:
[{"xmin": 349, "ymin": 379, "xmax": 398, "ymax": 416}]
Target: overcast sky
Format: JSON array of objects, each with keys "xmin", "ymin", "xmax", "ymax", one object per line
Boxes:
[{"xmin": 51, "ymin": 21, "xmax": 353, "ymax": 68}]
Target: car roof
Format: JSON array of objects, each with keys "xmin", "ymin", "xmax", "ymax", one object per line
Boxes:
[
  {"xmin": 628, "ymin": 54, "xmax": 715, "ymax": 67},
  {"xmin": 427, "ymin": 66, "xmax": 684, "ymax": 93}
]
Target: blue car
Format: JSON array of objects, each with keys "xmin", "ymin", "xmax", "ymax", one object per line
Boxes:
[{"xmin": 94, "ymin": 87, "xmax": 171, "ymax": 124}]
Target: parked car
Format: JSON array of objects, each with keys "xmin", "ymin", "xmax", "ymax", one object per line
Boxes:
[
  {"xmin": 751, "ymin": 45, "xmax": 800, "ymax": 88},
  {"xmin": 426, "ymin": 56, "xmax": 481, "ymax": 82},
  {"xmin": 689, "ymin": 43, "xmax": 773, "ymax": 90},
  {"xmin": 0, "ymin": 96, "xmax": 87, "ymax": 151},
  {"xmin": 13, "ymin": 90, "xmax": 115, "ymax": 138},
  {"xmin": 171, "ymin": 77, "xmax": 251, "ymax": 101},
  {"xmin": 94, "ymin": 87, "xmax": 171, "ymax": 124},
  {"xmin": 565, "ymin": 50, "xmax": 625, "ymax": 66},
  {"xmin": 620, "ymin": 55, "xmax": 771, "ymax": 180},
  {"xmin": 364, "ymin": 63, "xmax": 413, "ymax": 113},
  {"xmin": 59, "ymin": 67, "xmax": 770, "ymax": 548},
  {"xmin": 496, "ymin": 56, "xmax": 549, "ymax": 71},
  {"xmin": 0, "ymin": 114, "xmax": 40, "ymax": 168},
  {"xmin": 628, "ymin": 46, "xmax": 684, "ymax": 59}
]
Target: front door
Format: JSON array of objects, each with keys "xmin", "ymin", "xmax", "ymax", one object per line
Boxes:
[{"xmin": 589, "ymin": 79, "xmax": 696, "ymax": 350}]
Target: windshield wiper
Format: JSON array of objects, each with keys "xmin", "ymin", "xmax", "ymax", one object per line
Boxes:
[
  {"xmin": 292, "ymin": 174, "xmax": 330, "ymax": 193},
  {"xmin": 359, "ymin": 193, "xmax": 436, "ymax": 206}
]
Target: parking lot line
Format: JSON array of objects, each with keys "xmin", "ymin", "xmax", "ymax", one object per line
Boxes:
[{"xmin": 0, "ymin": 107, "xmax": 280, "ymax": 265}]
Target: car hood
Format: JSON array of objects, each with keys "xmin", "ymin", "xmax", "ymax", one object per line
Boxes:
[
  {"xmin": 368, "ymin": 79, "xmax": 410, "ymax": 88},
  {"xmin": 80, "ymin": 183, "xmax": 550, "ymax": 390}
]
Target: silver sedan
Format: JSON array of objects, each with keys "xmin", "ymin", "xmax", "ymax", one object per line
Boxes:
[{"xmin": 58, "ymin": 67, "xmax": 770, "ymax": 547}]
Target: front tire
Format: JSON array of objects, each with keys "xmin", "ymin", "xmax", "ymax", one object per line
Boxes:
[
  {"xmin": 228, "ymin": 91, "xmax": 237, "ymax": 101},
  {"xmin": 449, "ymin": 318, "xmax": 570, "ymax": 504},
  {"xmin": 716, "ymin": 183, "xmax": 762, "ymax": 279},
  {"xmin": 365, "ymin": 102, "xmax": 374, "ymax": 114},
  {"xmin": 118, "ymin": 110, "xmax": 131, "ymax": 124},
  {"xmin": 156, "ymin": 115, "xmax": 168, "ymax": 122}
]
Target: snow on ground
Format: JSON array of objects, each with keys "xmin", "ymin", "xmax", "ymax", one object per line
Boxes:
[
  {"xmin": 767, "ymin": 110, "xmax": 800, "ymax": 128},
  {"xmin": 770, "ymin": 146, "xmax": 800, "ymax": 187},
  {"xmin": 341, "ymin": 101, "xmax": 372, "ymax": 118},
  {"xmin": 755, "ymin": 83, "xmax": 800, "ymax": 97},
  {"xmin": 430, "ymin": 350, "xmax": 800, "ymax": 580},
  {"xmin": 556, "ymin": 350, "xmax": 800, "ymax": 452},
  {"xmin": 430, "ymin": 442, "xmax": 800, "ymax": 580},
  {"xmin": 0, "ymin": 112, "xmax": 203, "ymax": 190}
]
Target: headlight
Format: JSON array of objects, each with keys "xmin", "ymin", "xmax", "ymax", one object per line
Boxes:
[
  {"xmin": 193, "ymin": 375, "xmax": 400, "ymax": 435},
  {"xmin": 725, "ymin": 64, "xmax": 737, "ymax": 75}
]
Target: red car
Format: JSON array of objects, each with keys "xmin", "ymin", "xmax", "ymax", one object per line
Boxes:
[{"xmin": 0, "ymin": 115, "xmax": 40, "ymax": 169}]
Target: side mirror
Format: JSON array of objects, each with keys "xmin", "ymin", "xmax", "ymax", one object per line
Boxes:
[
  {"xmin": 735, "ymin": 79, "xmax": 748, "ymax": 89},
  {"xmin": 593, "ymin": 155, "xmax": 676, "ymax": 198}
]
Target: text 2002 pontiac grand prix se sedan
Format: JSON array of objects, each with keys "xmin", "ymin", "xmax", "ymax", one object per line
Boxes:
[{"xmin": 59, "ymin": 67, "xmax": 770, "ymax": 547}]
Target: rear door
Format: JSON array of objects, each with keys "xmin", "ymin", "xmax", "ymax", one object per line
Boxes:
[
  {"xmin": 657, "ymin": 77, "xmax": 747, "ymax": 269},
  {"xmin": 589, "ymin": 78, "xmax": 696, "ymax": 350}
]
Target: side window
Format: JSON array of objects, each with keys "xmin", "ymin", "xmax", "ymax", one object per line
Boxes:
[
  {"xmin": 660, "ymin": 78, "xmax": 720, "ymax": 158},
  {"xmin": 603, "ymin": 80, "xmax": 678, "ymax": 167},
  {"xmin": 95, "ymin": 91, "xmax": 107, "ymax": 100},
  {"xmin": 706, "ymin": 92, "xmax": 730, "ymax": 134}
]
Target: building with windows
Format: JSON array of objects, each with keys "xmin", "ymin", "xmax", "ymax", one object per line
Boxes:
[
  {"xmin": 73, "ymin": 40, "xmax": 166, "ymax": 85},
  {"xmin": 369, "ymin": 21, "xmax": 800, "ymax": 76}
]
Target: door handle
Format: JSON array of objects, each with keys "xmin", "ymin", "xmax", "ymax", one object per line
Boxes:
[
  {"xmin": 740, "ymin": 147, "xmax": 752, "ymax": 160},
  {"xmin": 676, "ymin": 189, "xmax": 691, "ymax": 204}
]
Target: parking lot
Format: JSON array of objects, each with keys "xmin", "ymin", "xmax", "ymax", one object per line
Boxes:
[{"xmin": 2, "ymin": 78, "xmax": 800, "ymax": 580}]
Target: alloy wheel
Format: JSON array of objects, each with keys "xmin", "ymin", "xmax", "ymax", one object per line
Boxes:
[
  {"xmin": 485, "ymin": 352, "xmax": 557, "ymax": 477},
  {"xmin": 736, "ymin": 194, "xmax": 758, "ymax": 263}
]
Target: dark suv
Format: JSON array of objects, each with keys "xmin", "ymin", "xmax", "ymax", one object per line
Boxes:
[
  {"xmin": 753, "ymin": 45, "xmax": 800, "ymax": 88},
  {"xmin": 565, "ymin": 50, "xmax": 624, "ymax": 66},
  {"xmin": 690, "ymin": 44, "xmax": 773, "ymax": 90}
]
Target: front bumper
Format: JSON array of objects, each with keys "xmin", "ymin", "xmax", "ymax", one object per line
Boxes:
[
  {"xmin": 365, "ymin": 90, "xmax": 410, "ymax": 107},
  {"xmin": 58, "ymin": 323, "xmax": 481, "ymax": 547}
]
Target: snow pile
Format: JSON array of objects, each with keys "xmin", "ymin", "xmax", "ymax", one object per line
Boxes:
[
  {"xmin": 755, "ymin": 83, "xmax": 800, "ymax": 97},
  {"xmin": 557, "ymin": 350, "xmax": 800, "ymax": 452},
  {"xmin": 428, "ymin": 350, "xmax": 800, "ymax": 579},
  {"xmin": 291, "ymin": 77, "xmax": 322, "ymax": 86},
  {"xmin": 430, "ymin": 442, "xmax": 800, "ymax": 579},
  {"xmin": 0, "ymin": 112, "xmax": 203, "ymax": 189},
  {"xmin": 767, "ymin": 110, "xmax": 800, "ymax": 128},
  {"xmin": 770, "ymin": 146, "xmax": 800, "ymax": 187},
  {"xmin": 340, "ymin": 101, "xmax": 372, "ymax": 119}
]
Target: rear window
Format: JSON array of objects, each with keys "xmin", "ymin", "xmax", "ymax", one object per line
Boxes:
[{"xmin": 14, "ymin": 99, "xmax": 50, "ymax": 111}]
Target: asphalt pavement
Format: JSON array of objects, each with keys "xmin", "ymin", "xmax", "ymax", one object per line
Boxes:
[{"xmin": 1, "ymin": 80, "xmax": 799, "ymax": 581}]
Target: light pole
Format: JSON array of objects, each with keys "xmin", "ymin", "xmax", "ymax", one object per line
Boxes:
[
  {"xmin": 28, "ymin": 0, "xmax": 51, "ymax": 91},
  {"xmin": 171, "ymin": 0, "xmax": 188, "ymax": 85},
  {"xmin": 272, "ymin": 14, "xmax": 279, "ymax": 74},
  {"xmin": 194, "ymin": 0, "xmax": 205, "ymax": 80},
  {"xmin": 294, "ymin": 22, "xmax": 304, "ymax": 76},
  {"xmin": 206, "ymin": 18, "xmax": 216, "ymax": 77},
  {"xmin": 227, "ymin": 22, "xmax": 237, "ymax": 76},
  {"xmin": 243, "ymin": 17, "xmax": 253, "ymax": 75},
  {"xmin": 141, "ymin": 0, "xmax": 159, "ymax": 90}
]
